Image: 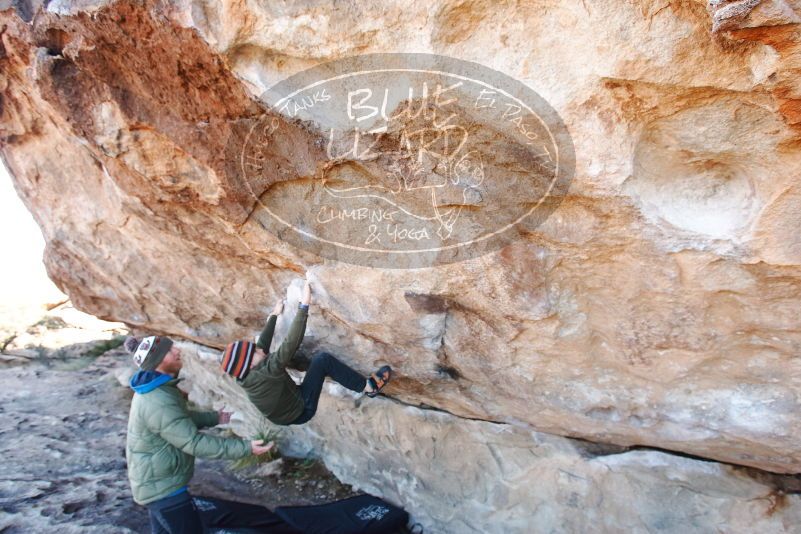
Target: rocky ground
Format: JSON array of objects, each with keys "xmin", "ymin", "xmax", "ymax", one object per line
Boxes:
[{"xmin": 0, "ymin": 303, "xmax": 357, "ymax": 533}]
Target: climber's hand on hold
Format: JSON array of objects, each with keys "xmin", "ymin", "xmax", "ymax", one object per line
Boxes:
[{"xmin": 271, "ymin": 299, "xmax": 284, "ymax": 316}]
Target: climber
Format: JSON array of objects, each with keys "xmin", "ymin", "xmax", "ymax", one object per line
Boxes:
[
  {"xmin": 219, "ymin": 278, "xmax": 393, "ymax": 426},
  {"xmin": 124, "ymin": 335, "xmax": 289, "ymax": 533}
]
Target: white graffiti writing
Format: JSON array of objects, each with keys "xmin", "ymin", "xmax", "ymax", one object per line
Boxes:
[
  {"xmin": 317, "ymin": 206, "xmax": 398, "ymax": 225},
  {"xmin": 277, "ymin": 88, "xmax": 331, "ymax": 117}
]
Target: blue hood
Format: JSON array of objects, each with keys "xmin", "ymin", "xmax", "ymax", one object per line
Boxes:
[{"xmin": 129, "ymin": 370, "xmax": 173, "ymax": 394}]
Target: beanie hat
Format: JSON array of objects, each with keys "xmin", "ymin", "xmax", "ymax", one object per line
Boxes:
[
  {"xmin": 220, "ymin": 340, "xmax": 256, "ymax": 381},
  {"xmin": 125, "ymin": 335, "xmax": 173, "ymax": 371}
]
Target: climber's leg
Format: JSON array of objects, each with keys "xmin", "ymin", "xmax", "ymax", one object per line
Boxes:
[{"xmin": 292, "ymin": 352, "xmax": 367, "ymax": 424}]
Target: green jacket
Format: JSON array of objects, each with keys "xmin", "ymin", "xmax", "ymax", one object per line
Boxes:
[
  {"xmin": 239, "ymin": 306, "xmax": 308, "ymax": 425},
  {"xmin": 126, "ymin": 372, "xmax": 251, "ymax": 505}
]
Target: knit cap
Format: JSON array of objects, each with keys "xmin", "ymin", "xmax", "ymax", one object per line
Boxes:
[
  {"xmin": 220, "ymin": 340, "xmax": 256, "ymax": 381},
  {"xmin": 124, "ymin": 335, "xmax": 173, "ymax": 371}
]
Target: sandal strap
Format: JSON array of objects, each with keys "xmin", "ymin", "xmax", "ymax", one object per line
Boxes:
[
  {"xmin": 371, "ymin": 373, "xmax": 386, "ymax": 388},
  {"xmin": 366, "ymin": 366, "xmax": 392, "ymax": 397}
]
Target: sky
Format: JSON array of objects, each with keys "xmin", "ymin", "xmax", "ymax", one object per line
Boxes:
[{"xmin": 0, "ymin": 159, "xmax": 65, "ymax": 327}]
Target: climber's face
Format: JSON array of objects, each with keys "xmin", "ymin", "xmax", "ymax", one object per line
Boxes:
[
  {"xmin": 252, "ymin": 347, "xmax": 267, "ymax": 366},
  {"xmin": 157, "ymin": 345, "xmax": 183, "ymax": 376}
]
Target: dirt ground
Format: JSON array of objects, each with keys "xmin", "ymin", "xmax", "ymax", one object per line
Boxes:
[{"xmin": 0, "ymin": 303, "xmax": 358, "ymax": 533}]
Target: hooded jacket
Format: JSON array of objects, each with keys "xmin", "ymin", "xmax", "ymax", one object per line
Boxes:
[
  {"xmin": 126, "ymin": 370, "xmax": 251, "ymax": 504},
  {"xmin": 239, "ymin": 306, "xmax": 308, "ymax": 425}
]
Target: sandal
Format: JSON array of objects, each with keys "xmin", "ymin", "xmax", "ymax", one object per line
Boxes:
[{"xmin": 366, "ymin": 365, "xmax": 392, "ymax": 397}]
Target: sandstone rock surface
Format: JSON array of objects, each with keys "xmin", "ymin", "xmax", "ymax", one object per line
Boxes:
[
  {"xmin": 183, "ymin": 342, "xmax": 801, "ymax": 534},
  {"xmin": 2, "ymin": 0, "xmax": 801, "ymax": 521}
]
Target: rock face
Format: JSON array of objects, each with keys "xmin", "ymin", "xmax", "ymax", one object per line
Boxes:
[
  {"xmin": 2, "ymin": 0, "xmax": 801, "ymax": 528},
  {"xmin": 182, "ymin": 342, "xmax": 801, "ymax": 533}
]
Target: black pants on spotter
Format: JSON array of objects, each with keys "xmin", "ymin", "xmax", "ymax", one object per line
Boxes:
[
  {"xmin": 146, "ymin": 491, "xmax": 299, "ymax": 533},
  {"xmin": 291, "ymin": 352, "xmax": 367, "ymax": 425}
]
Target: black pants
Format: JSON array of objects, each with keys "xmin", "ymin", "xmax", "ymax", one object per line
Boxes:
[
  {"xmin": 290, "ymin": 352, "xmax": 366, "ymax": 425},
  {"xmin": 146, "ymin": 491, "xmax": 298, "ymax": 533}
]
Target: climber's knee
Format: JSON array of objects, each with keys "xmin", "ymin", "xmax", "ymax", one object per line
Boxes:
[{"xmin": 311, "ymin": 351, "xmax": 334, "ymax": 368}]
